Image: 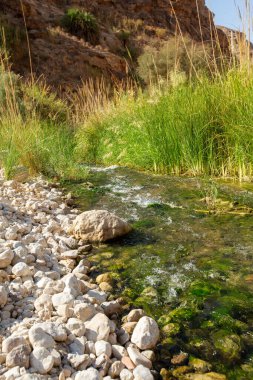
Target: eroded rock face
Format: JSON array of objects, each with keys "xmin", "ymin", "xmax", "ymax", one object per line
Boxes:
[{"xmin": 72, "ymin": 210, "xmax": 132, "ymax": 242}]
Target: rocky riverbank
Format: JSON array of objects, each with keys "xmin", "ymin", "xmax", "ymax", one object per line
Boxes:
[{"xmin": 0, "ymin": 176, "xmax": 159, "ymax": 380}]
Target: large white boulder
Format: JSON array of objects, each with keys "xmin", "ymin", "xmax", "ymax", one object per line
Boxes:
[
  {"xmin": 71, "ymin": 210, "xmax": 132, "ymax": 242},
  {"xmin": 131, "ymin": 317, "xmax": 159, "ymax": 350}
]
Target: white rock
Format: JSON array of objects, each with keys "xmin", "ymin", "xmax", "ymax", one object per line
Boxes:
[
  {"xmin": 94, "ymin": 352, "xmax": 109, "ymax": 369},
  {"xmin": 0, "ymin": 216, "xmax": 9, "ymax": 231},
  {"xmin": 16, "ymin": 375, "xmax": 43, "ymax": 380},
  {"xmin": 48, "ymin": 348, "xmax": 61, "ymax": 367},
  {"xmin": 85, "ymin": 341, "xmax": 96, "ymax": 355},
  {"xmin": 74, "ymin": 303, "xmax": 96, "ymax": 322},
  {"xmin": 133, "ymin": 365, "xmax": 154, "ymax": 380},
  {"xmin": 67, "ymin": 318, "xmax": 86, "ymax": 337},
  {"xmin": 56, "ymin": 304, "xmax": 74, "ymax": 318},
  {"xmin": 142, "ymin": 350, "xmax": 155, "ymax": 362},
  {"xmin": 120, "ymin": 369, "xmax": 134, "ymax": 380},
  {"xmin": 52, "ymin": 292, "xmax": 75, "ymax": 308},
  {"xmin": 75, "ymin": 367, "xmax": 102, "ymax": 380},
  {"xmin": 29, "ymin": 326, "xmax": 55, "ymax": 349},
  {"xmin": 87, "ymin": 289, "xmax": 107, "ymax": 304},
  {"xmin": 85, "ymin": 313, "xmax": 113, "ymax": 342},
  {"xmin": 112, "ymin": 345, "xmax": 128, "ymax": 360},
  {"xmin": 0, "ymin": 285, "xmax": 7, "ymax": 307},
  {"xmin": 34, "ymin": 294, "xmax": 53, "ymax": 312},
  {"xmin": 108, "ymin": 360, "xmax": 125, "ymax": 378},
  {"xmin": 12, "ymin": 262, "xmax": 32, "ymax": 277},
  {"xmin": 61, "ymin": 250, "xmax": 78, "ymax": 259},
  {"xmin": 62, "ymin": 273, "xmax": 81, "ymax": 297},
  {"xmin": 0, "ymin": 248, "xmax": 14, "ymax": 268},
  {"xmin": 5, "ymin": 227, "xmax": 18, "ymax": 240},
  {"xmin": 72, "ymin": 261, "xmax": 89, "ymax": 275},
  {"xmin": 36, "ymin": 322, "xmax": 67, "ymax": 342},
  {"xmin": 72, "ymin": 210, "xmax": 132, "ymax": 242},
  {"xmin": 95, "ymin": 340, "xmax": 112, "ymax": 357},
  {"xmin": 6, "ymin": 344, "xmax": 31, "ymax": 368},
  {"xmin": 127, "ymin": 347, "xmax": 152, "ymax": 369},
  {"xmin": 68, "ymin": 353, "xmax": 91, "ymax": 369},
  {"xmin": 2, "ymin": 336, "xmax": 28, "ymax": 353},
  {"xmin": 126, "ymin": 309, "xmax": 145, "ymax": 322},
  {"xmin": 102, "ymin": 301, "xmax": 122, "ymax": 316},
  {"xmin": 2, "ymin": 366, "xmax": 21, "ymax": 379},
  {"xmin": 69, "ymin": 337, "xmax": 86, "ymax": 355},
  {"xmin": 131, "ymin": 317, "xmax": 159, "ymax": 350},
  {"xmin": 30, "ymin": 347, "xmax": 54, "ymax": 374}
]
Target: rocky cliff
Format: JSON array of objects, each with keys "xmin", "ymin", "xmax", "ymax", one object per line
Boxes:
[{"xmin": 0, "ymin": 0, "xmax": 222, "ymax": 90}]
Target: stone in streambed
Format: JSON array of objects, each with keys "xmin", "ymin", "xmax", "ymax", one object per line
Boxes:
[
  {"xmin": 133, "ymin": 365, "xmax": 154, "ymax": 380},
  {"xmin": 71, "ymin": 210, "xmax": 132, "ymax": 242},
  {"xmin": 131, "ymin": 316, "xmax": 159, "ymax": 350}
]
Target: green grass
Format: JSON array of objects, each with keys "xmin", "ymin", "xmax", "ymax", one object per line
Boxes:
[
  {"xmin": 0, "ymin": 68, "xmax": 86, "ymax": 180},
  {"xmin": 1, "ymin": 40, "xmax": 253, "ymax": 182},
  {"xmin": 76, "ymin": 69, "xmax": 253, "ymax": 179}
]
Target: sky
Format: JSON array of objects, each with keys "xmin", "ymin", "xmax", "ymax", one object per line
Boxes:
[{"xmin": 206, "ymin": 0, "xmax": 253, "ymax": 31}]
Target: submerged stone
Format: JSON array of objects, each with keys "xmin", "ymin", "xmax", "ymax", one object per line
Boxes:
[{"xmin": 213, "ymin": 331, "xmax": 242, "ymax": 363}]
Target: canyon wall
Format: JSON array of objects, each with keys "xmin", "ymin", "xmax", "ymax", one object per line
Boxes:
[{"xmin": 0, "ymin": 0, "xmax": 224, "ymax": 90}]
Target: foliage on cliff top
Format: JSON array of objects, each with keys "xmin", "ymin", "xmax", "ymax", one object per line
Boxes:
[{"xmin": 61, "ymin": 8, "xmax": 99, "ymax": 45}]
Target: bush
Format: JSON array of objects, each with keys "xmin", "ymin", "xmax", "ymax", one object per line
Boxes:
[
  {"xmin": 137, "ymin": 36, "xmax": 218, "ymax": 84},
  {"xmin": 21, "ymin": 81, "xmax": 69, "ymax": 124},
  {"xmin": 0, "ymin": 64, "xmax": 86, "ymax": 180},
  {"xmin": 0, "ymin": 19, "xmax": 26, "ymax": 55},
  {"xmin": 61, "ymin": 8, "xmax": 99, "ymax": 45},
  {"xmin": 0, "ymin": 67, "xmax": 20, "ymax": 112}
]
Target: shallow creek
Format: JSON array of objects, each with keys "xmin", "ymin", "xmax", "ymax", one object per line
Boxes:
[{"xmin": 64, "ymin": 166, "xmax": 253, "ymax": 379}]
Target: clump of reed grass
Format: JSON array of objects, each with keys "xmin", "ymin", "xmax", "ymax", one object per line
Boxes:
[{"xmin": 0, "ymin": 52, "xmax": 86, "ymax": 180}]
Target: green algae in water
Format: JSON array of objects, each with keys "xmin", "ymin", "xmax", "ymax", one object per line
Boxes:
[{"xmin": 66, "ymin": 166, "xmax": 253, "ymax": 379}]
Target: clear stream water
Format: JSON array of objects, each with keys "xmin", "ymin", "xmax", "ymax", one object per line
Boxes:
[{"xmin": 64, "ymin": 166, "xmax": 253, "ymax": 379}]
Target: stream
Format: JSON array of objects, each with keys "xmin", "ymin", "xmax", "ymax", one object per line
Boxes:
[{"xmin": 64, "ymin": 166, "xmax": 253, "ymax": 379}]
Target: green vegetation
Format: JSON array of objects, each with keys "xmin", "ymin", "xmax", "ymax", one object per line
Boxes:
[
  {"xmin": 61, "ymin": 8, "xmax": 99, "ymax": 45},
  {"xmin": 137, "ymin": 36, "xmax": 217, "ymax": 84},
  {"xmin": 0, "ymin": 18, "xmax": 26, "ymax": 55},
  {"xmin": 0, "ymin": 59, "xmax": 86, "ymax": 180},
  {"xmin": 1, "ymin": 19, "xmax": 253, "ymax": 182},
  {"xmin": 76, "ymin": 68, "xmax": 253, "ymax": 179}
]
